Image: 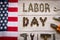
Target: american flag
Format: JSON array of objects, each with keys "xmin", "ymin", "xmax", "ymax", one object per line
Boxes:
[{"xmin": 0, "ymin": 0, "xmax": 18, "ymax": 40}]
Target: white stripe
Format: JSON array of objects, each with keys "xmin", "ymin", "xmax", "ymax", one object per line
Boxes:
[
  {"xmin": 9, "ymin": 3, "xmax": 18, "ymax": 7},
  {"xmin": 0, "ymin": 31, "xmax": 18, "ymax": 37},
  {"xmin": 8, "ymin": 22, "xmax": 18, "ymax": 26},
  {"xmin": 8, "ymin": 12, "xmax": 18, "ymax": 17}
]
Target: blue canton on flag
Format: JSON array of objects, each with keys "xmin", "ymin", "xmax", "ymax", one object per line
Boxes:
[{"xmin": 0, "ymin": 0, "xmax": 8, "ymax": 31}]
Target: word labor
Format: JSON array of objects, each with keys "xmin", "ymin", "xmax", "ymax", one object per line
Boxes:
[
  {"xmin": 23, "ymin": 17, "xmax": 47, "ymax": 27},
  {"xmin": 23, "ymin": 3, "xmax": 50, "ymax": 12},
  {"xmin": 20, "ymin": 33, "xmax": 55, "ymax": 40}
]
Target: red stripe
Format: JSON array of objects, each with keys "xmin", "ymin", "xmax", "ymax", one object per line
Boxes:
[
  {"xmin": 8, "ymin": 7, "xmax": 18, "ymax": 12},
  {"xmin": 7, "ymin": 27, "xmax": 18, "ymax": 31},
  {"xmin": 8, "ymin": 17, "xmax": 18, "ymax": 21},
  {"xmin": 0, "ymin": 37, "xmax": 17, "ymax": 40},
  {"xmin": 8, "ymin": 0, "xmax": 18, "ymax": 2}
]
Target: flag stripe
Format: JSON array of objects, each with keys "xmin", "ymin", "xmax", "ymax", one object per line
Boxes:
[
  {"xmin": 8, "ymin": 0, "xmax": 18, "ymax": 2},
  {"xmin": 8, "ymin": 12, "xmax": 18, "ymax": 17},
  {"xmin": 0, "ymin": 32, "xmax": 18, "ymax": 37},
  {"xmin": 8, "ymin": 22, "xmax": 18, "ymax": 26},
  {"xmin": 9, "ymin": 3, "xmax": 18, "ymax": 7},
  {"xmin": 8, "ymin": 7, "xmax": 18, "ymax": 12},
  {"xmin": 7, "ymin": 27, "xmax": 18, "ymax": 31},
  {"xmin": 8, "ymin": 17, "xmax": 18, "ymax": 21},
  {"xmin": 0, "ymin": 37, "xmax": 17, "ymax": 40}
]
